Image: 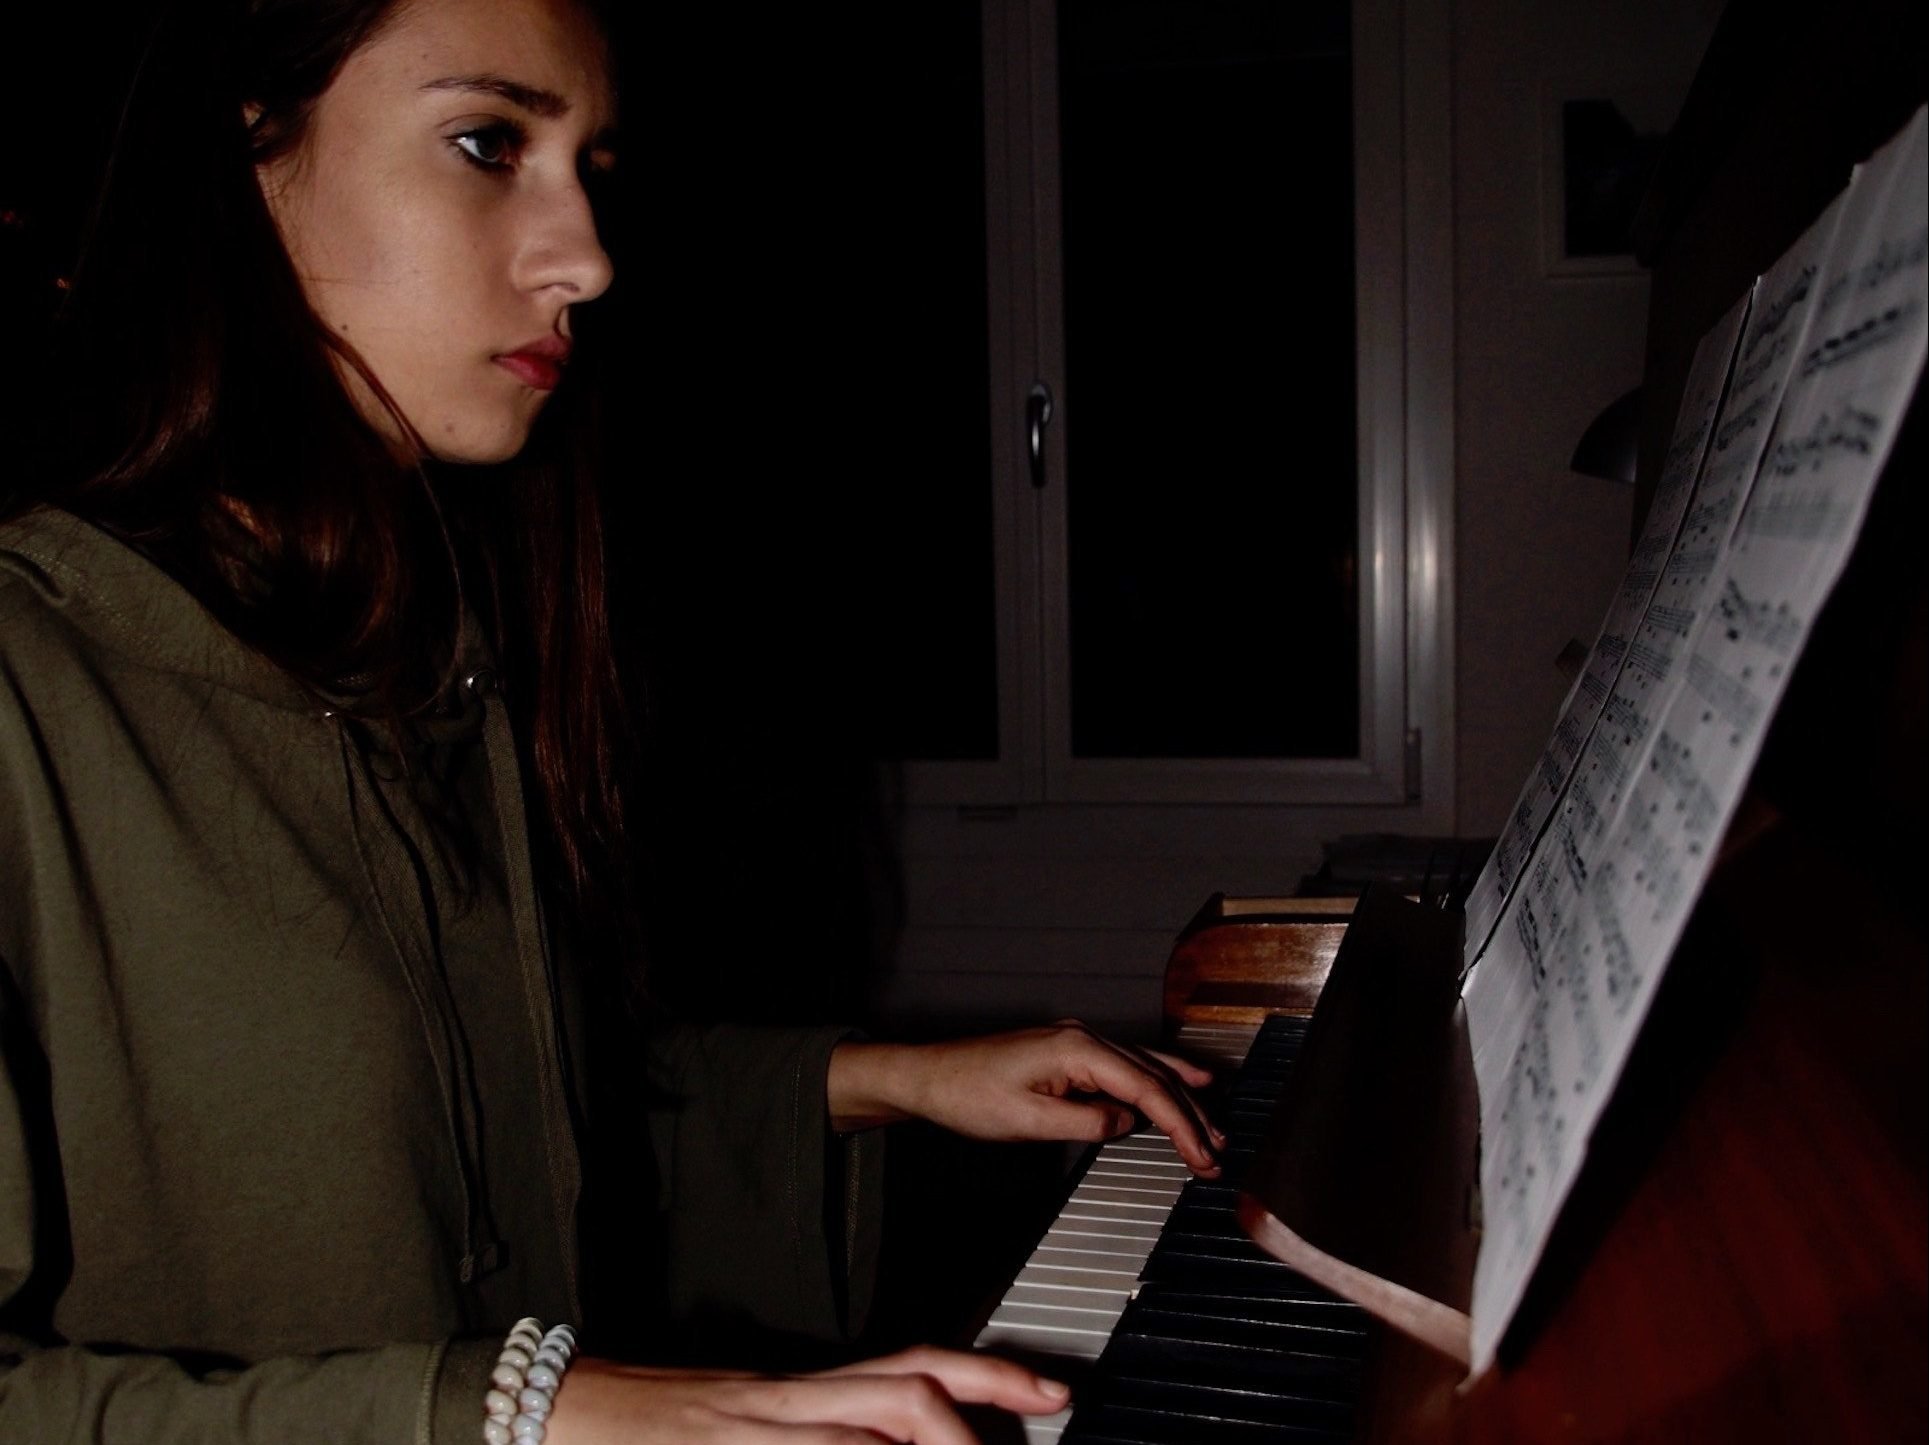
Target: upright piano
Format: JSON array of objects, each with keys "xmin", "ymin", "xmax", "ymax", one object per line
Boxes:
[{"xmin": 977, "ymin": 1, "xmax": 1926, "ymax": 1438}]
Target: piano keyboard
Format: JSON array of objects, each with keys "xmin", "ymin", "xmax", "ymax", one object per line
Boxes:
[{"xmin": 976, "ymin": 1017, "xmax": 1369, "ymax": 1444}]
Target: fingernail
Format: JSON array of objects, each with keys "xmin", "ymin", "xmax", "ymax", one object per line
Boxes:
[{"xmin": 1040, "ymin": 1377, "xmax": 1071, "ymax": 1402}]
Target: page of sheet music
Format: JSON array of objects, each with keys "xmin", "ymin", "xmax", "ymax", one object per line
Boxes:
[
  {"xmin": 1461, "ymin": 293, "xmax": 1751, "ymax": 956},
  {"xmin": 1462, "ymin": 190, "xmax": 1845, "ymax": 1079},
  {"xmin": 1461, "ymin": 107, "xmax": 1928, "ymax": 1376}
]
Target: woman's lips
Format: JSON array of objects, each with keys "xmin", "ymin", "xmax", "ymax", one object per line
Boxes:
[{"xmin": 495, "ymin": 351, "xmax": 564, "ymax": 391}]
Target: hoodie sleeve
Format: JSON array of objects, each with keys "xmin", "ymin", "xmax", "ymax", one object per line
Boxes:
[
  {"xmin": 0, "ymin": 991, "xmax": 500, "ymax": 1445},
  {"xmin": 642, "ymin": 1021, "xmax": 886, "ymax": 1344}
]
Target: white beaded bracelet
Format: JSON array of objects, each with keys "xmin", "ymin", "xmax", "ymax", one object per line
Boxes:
[{"xmin": 483, "ymin": 1316, "xmax": 577, "ymax": 1445}]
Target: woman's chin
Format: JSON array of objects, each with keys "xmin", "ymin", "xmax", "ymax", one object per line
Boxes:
[{"xmin": 421, "ymin": 416, "xmax": 538, "ymax": 467}]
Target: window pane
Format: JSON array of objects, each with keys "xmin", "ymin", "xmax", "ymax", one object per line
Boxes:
[
  {"xmin": 845, "ymin": 2, "xmax": 999, "ymax": 760},
  {"xmin": 1059, "ymin": 0, "xmax": 1360, "ymax": 759},
  {"xmin": 645, "ymin": 3, "xmax": 998, "ymax": 764}
]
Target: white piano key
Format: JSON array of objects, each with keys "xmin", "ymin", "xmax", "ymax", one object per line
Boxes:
[
  {"xmin": 1015, "ymin": 1262, "xmax": 1140, "ymax": 1292},
  {"xmin": 988, "ymin": 1299, "xmax": 1128, "ymax": 1327},
  {"xmin": 1000, "ymin": 1283, "xmax": 1132, "ymax": 1312},
  {"xmin": 1054, "ymin": 1202, "xmax": 1166, "ymax": 1229},
  {"xmin": 976, "ymin": 1310, "xmax": 1119, "ymax": 1360},
  {"xmin": 1049, "ymin": 1219, "xmax": 1164, "ymax": 1245},
  {"xmin": 1026, "ymin": 1245, "xmax": 1149, "ymax": 1272},
  {"xmin": 1072, "ymin": 1180, "xmax": 1172, "ymax": 1203},
  {"xmin": 1174, "ymin": 1023, "xmax": 1264, "ymax": 1070},
  {"xmin": 1072, "ymin": 1174, "xmax": 1183, "ymax": 1195},
  {"xmin": 1093, "ymin": 1153, "xmax": 1189, "ymax": 1174},
  {"xmin": 977, "ymin": 1316, "xmax": 1117, "ymax": 1348},
  {"xmin": 1023, "ymin": 1409, "xmax": 1073, "ymax": 1443},
  {"xmin": 1084, "ymin": 1156, "xmax": 1187, "ymax": 1178},
  {"xmin": 1080, "ymin": 1180, "xmax": 1180, "ymax": 1203},
  {"xmin": 1100, "ymin": 1135, "xmax": 1186, "ymax": 1153}
]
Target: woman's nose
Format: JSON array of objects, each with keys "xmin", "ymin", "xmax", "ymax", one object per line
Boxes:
[{"xmin": 523, "ymin": 182, "xmax": 615, "ymax": 302}]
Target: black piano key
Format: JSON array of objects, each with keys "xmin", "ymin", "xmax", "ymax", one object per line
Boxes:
[
  {"xmin": 1061, "ymin": 1410, "xmax": 1350, "ymax": 1445},
  {"xmin": 1087, "ymin": 1369, "xmax": 1358, "ymax": 1427},
  {"xmin": 1141, "ymin": 1204, "xmax": 1338, "ymax": 1296},
  {"xmin": 1125, "ymin": 1286, "xmax": 1370, "ymax": 1343},
  {"xmin": 1064, "ymin": 1396, "xmax": 1353, "ymax": 1444},
  {"xmin": 1139, "ymin": 1251, "xmax": 1325, "ymax": 1297},
  {"xmin": 1065, "ymin": 1311, "xmax": 1360, "ymax": 1442}
]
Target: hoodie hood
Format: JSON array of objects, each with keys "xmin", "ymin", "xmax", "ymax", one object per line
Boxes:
[{"xmin": 0, "ymin": 505, "xmax": 318, "ymax": 713}]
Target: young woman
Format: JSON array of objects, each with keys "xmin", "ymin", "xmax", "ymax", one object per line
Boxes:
[{"xmin": 0, "ymin": 0, "xmax": 1222, "ymax": 1440}]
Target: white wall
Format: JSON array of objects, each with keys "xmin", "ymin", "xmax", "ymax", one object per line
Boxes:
[{"xmin": 1452, "ymin": 0, "xmax": 1721, "ymax": 832}]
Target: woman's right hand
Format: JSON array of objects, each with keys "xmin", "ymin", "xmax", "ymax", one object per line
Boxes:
[{"xmin": 542, "ymin": 1346, "xmax": 1071, "ymax": 1443}]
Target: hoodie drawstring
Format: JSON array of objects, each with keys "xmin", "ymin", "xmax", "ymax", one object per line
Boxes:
[
  {"xmin": 468, "ymin": 668, "xmax": 584, "ymax": 1322},
  {"xmin": 334, "ymin": 719, "xmax": 500, "ymax": 1286}
]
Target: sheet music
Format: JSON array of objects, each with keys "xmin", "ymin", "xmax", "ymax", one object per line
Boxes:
[
  {"xmin": 1462, "ymin": 106, "xmax": 1928, "ymax": 1376},
  {"xmin": 1462, "ymin": 294, "xmax": 1750, "ymax": 958},
  {"xmin": 1464, "ymin": 190, "xmax": 1843, "ymax": 1077}
]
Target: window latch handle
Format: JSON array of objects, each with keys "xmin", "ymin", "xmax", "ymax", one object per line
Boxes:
[{"xmin": 1026, "ymin": 381, "xmax": 1055, "ymax": 489}]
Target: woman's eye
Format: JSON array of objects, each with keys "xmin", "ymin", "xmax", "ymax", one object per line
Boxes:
[{"xmin": 452, "ymin": 125, "xmax": 521, "ymax": 170}]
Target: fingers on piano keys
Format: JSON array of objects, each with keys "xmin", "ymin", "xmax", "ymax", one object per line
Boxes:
[{"xmin": 976, "ymin": 1016, "xmax": 1371, "ymax": 1444}]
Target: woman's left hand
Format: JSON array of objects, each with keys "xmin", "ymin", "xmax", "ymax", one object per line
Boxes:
[{"xmin": 828, "ymin": 1022, "xmax": 1226, "ymax": 1176}]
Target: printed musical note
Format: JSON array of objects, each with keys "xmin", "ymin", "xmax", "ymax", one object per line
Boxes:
[
  {"xmin": 1762, "ymin": 401, "xmax": 1881, "ymax": 474},
  {"xmin": 1551, "ymin": 710, "xmax": 1590, "ymax": 766},
  {"xmin": 1568, "ymin": 773, "xmax": 1608, "ymax": 841},
  {"xmin": 1536, "ymin": 750, "xmax": 1567, "ymax": 795},
  {"xmin": 1643, "ymin": 602, "xmax": 1696, "ymax": 638},
  {"xmin": 1685, "ymin": 653, "xmax": 1764, "ymax": 733},
  {"xmin": 1488, "ymin": 991, "xmax": 1564, "ymax": 1203},
  {"xmin": 1601, "ymin": 693, "xmax": 1647, "ymax": 746},
  {"xmin": 1661, "ymin": 542, "xmax": 1719, "ymax": 580},
  {"xmin": 1586, "ymin": 871, "xmax": 1641, "ymax": 1021},
  {"xmin": 1799, "ymin": 298, "xmax": 1925, "ymax": 375},
  {"xmin": 1513, "ymin": 894, "xmax": 1542, "ymax": 979},
  {"xmin": 1579, "ymin": 725, "xmax": 1631, "ymax": 798},
  {"xmin": 1712, "ymin": 580, "xmax": 1803, "ymax": 651},
  {"xmin": 1739, "ymin": 261, "xmax": 1816, "ymax": 360},
  {"xmin": 1618, "ymin": 793, "xmax": 1691, "ymax": 926},
  {"xmin": 1835, "ymin": 225, "xmax": 1929, "ymax": 299},
  {"xmin": 1732, "ymin": 326, "xmax": 1794, "ymax": 393},
  {"xmin": 1623, "ymin": 639, "xmax": 1675, "ymax": 682},
  {"xmin": 1647, "ymin": 730, "xmax": 1723, "ymax": 839},
  {"xmin": 1615, "ymin": 566, "xmax": 1660, "ymax": 605},
  {"xmin": 1712, "ymin": 388, "xmax": 1776, "ymax": 450},
  {"xmin": 1556, "ymin": 816, "xmax": 1590, "ymax": 894}
]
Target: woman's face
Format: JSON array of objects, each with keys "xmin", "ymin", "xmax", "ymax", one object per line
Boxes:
[{"xmin": 257, "ymin": 0, "xmax": 616, "ymax": 463}]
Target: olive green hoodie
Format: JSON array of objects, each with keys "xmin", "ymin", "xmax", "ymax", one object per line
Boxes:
[{"xmin": 0, "ymin": 507, "xmax": 881, "ymax": 1443}]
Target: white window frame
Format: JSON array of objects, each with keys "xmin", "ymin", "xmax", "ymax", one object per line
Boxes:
[{"xmin": 905, "ymin": 0, "xmax": 1453, "ymax": 820}]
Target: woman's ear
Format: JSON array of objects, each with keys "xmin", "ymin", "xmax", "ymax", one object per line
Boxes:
[{"xmin": 248, "ymin": 102, "xmax": 301, "ymax": 221}]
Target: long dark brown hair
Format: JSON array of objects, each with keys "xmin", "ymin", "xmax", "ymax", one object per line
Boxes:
[{"xmin": 9, "ymin": 0, "xmax": 638, "ymax": 963}]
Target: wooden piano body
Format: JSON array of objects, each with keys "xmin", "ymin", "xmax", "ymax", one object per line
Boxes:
[{"xmin": 1164, "ymin": 841, "xmax": 1926, "ymax": 1443}]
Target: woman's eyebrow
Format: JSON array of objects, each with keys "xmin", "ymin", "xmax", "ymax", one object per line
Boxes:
[{"xmin": 421, "ymin": 73, "xmax": 570, "ymax": 118}]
